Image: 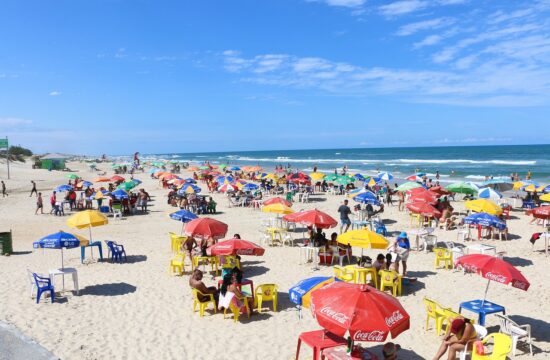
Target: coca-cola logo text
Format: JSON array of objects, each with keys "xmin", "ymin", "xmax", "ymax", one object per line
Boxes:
[
  {"xmin": 485, "ymin": 272, "xmax": 507, "ymax": 283},
  {"xmin": 385, "ymin": 311, "xmax": 404, "ymax": 327},
  {"xmin": 353, "ymin": 330, "xmax": 385, "ymax": 342},
  {"xmin": 319, "ymin": 306, "xmax": 349, "ymax": 325}
]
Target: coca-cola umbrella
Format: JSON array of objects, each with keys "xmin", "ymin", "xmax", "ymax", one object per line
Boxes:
[
  {"xmin": 263, "ymin": 197, "xmax": 292, "ymax": 207},
  {"xmin": 310, "ymin": 282, "xmax": 410, "ymax": 343},
  {"xmin": 407, "ymin": 188, "xmax": 438, "ymax": 204},
  {"xmin": 406, "ymin": 201, "xmax": 441, "ymax": 218},
  {"xmin": 526, "ymin": 205, "xmax": 550, "ymax": 219},
  {"xmin": 283, "ymin": 209, "xmax": 338, "ymax": 229},
  {"xmin": 455, "ymin": 254, "xmax": 530, "ymax": 306},
  {"xmin": 429, "ymin": 186, "xmax": 452, "ymax": 196},
  {"xmin": 208, "ymin": 238, "xmax": 265, "ymax": 256},
  {"xmin": 184, "ymin": 217, "xmax": 228, "ymax": 240}
]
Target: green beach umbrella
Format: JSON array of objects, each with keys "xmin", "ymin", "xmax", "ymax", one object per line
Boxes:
[
  {"xmin": 219, "ymin": 164, "xmax": 228, "ymax": 169},
  {"xmin": 326, "ymin": 174, "xmax": 338, "ymax": 182},
  {"xmin": 117, "ymin": 181, "xmax": 138, "ymax": 191},
  {"xmin": 199, "ymin": 166, "xmax": 210, "ymax": 170},
  {"xmin": 396, "ymin": 181, "xmax": 423, "ymax": 192},
  {"xmin": 334, "ymin": 175, "xmax": 354, "ymax": 185},
  {"xmin": 446, "ymin": 182, "xmax": 478, "ymax": 195},
  {"xmin": 66, "ymin": 173, "xmax": 80, "ymax": 180}
]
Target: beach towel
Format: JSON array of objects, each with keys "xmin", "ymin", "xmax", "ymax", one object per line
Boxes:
[{"xmin": 530, "ymin": 232, "xmax": 542, "ymax": 244}]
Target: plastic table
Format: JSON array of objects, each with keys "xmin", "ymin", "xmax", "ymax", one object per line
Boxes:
[
  {"xmin": 459, "ymin": 299, "xmax": 505, "ymax": 326},
  {"xmin": 322, "ymin": 346, "xmax": 380, "ymax": 360},
  {"xmin": 409, "ymin": 227, "xmax": 434, "ymax": 251},
  {"xmin": 466, "ymin": 244, "xmax": 497, "ymax": 256},
  {"xmin": 345, "ymin": 265, "xmax": 378, "ymax": 288},
  {"xmin": 295, "ymin": 330, "xmax": 347, "ymax": 360},
  {"xmin": 49, "ymin": 267, "xmax": 79, "ymax": 295},
  {"xmin": 80, "ymin": 241, "xmax": 104, "ymax": 263}
]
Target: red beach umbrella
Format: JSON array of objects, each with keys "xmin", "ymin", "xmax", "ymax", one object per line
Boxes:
[
  {"xmin": 310, "ymin": 282, "xmax": 410, "ymax": 342},
  {"xmin": 455, "ymin": 254, "xmax": 530, "ymax": 306},
  {"xmin": 289, "ymin": 172, "xmax": 311, "ymax": 183},
  {"xmin": 407, "ymin": 188, "xmax": 437, "ymax": 204},
  {"xmin": 184, "ymin": 218, "xmax": 228, "ymax": 240},
  {"xmin": 283, "ymin": 209, "xmax": 337, "ymax": 229},
  {"xmin": 429, "ymin": 186, "xmax": 451, "ymax": 196},
  {"xmin": 111, "ymin": 175, "xmax": 125, "ymax": 182},
  {"xmin": 526, "ymin": 205, "xmax": 550, "ymax": 219},
  {"xmin": 406, "ymin": 201, "xmax": 441, "ymax": 218},
  {"xmin": 263, "ymin": 197, "xmax": 292, "ymax": 207},
  {"xmin": 208, "ymin": 238, "xmax": 265, "ymax": 256}
]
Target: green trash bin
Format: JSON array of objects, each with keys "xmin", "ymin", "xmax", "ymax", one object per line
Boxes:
[{"xmin": 0, "ymin": 230, "xmax": 13, "ymax": 255}]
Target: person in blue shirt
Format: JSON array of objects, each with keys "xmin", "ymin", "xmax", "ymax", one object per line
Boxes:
[{"xmin": 391, "ymin": 232, "xmax": 410, "ymax": 276}]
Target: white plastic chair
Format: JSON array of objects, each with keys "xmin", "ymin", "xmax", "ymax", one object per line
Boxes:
[
  {"xmin": 458, "ymin": 324, "xmax": 487, "ymax": 360},
  {"xmin": 456, "ymin": 225, "xmax": 469, "ymax": 242},
  {"xmin": 496, "ymin": 314, "xmax": 533, "ymax": 356},
  {"xmin": 27, "ymin": 269, "xmax": 37, "ymax": 298},
  {"xmin": 330, "ymin": 246, "xmax": 351, "ymax": 266},
  {"xmin": 282, "ymin": 233, "xmax": 293, "ymax": 247},
  {"xmin": 422, "ymin": 234, "xmax": 437, "ymax": 253}
]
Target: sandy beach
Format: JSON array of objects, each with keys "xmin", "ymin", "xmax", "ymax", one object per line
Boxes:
[{"xmin": 1, "ymin": 160, "xmax": 549, "ymax": 360}]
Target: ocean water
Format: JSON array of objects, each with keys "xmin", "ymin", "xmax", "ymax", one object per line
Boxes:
[{"xmin": 145, "ymin": 145, "xmax": 550, "ymax": 182}]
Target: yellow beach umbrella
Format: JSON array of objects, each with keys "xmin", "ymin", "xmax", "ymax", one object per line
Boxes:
[
  {"xmin": 513, "ymin": 181, "xmax": 525, "ymax": 190},
  {"xmin": 541, "ymin": 193, "xmax": 550, "ymax": 202},
  {"xmin": 523, "ymin": 184, "xmax": 546, "ymax": 193},
  {"xmin": 465, "ymin": 199, "xmax": 503, "ymax": 216},
  {"xmin": 261, "ymin": 203, "xmax": 294, "ymax": 215},
  {"xmin": 366, "ymin": 178, "xmax": 377, "ymax": 187},
  {"xmin": 67, "ymin": 209, "xmax": 109, "ymax": 246},
  {"xmin": 309, "ymin": 172, "xmax": 325, "ymax": 181},
  {"xmin": 73, "ymin": 233, "xmax": 90, "ymax": 247},
  {"xmin": 337, "ymin": 229, "xmax": 389, "ymax": 249}
]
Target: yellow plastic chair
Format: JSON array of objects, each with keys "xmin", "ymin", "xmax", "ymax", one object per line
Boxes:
[
  {"xmin": 255, "ymin": 284, "xmax": 278, "ymax": 313},
  {"xmin": 333, "ymin": 266, "xmax": 354, "ymax": 283},
  {"xmin": 423, "ymin": 297, "xmax": 447, "ymax": 335},
  {"xmin": 434, "ymin": 247, "xmax": 453, "ymax": 270},
  {"xmin": 379, "ymin": 270, "xmax": 402, "ymax": 296},
  {"xmin": 472, "ymin": 333, "xmax": 512, "ymax": 360},
  {"xmin": 169, "ymin": 232, "xmax": 186, "ymax": 254},
  {"xmin": 193, "ymin": 256, "xmax": 219, "ymax": 275},
  {"xmin": 224, "ymin": 294, "xmax": 250, "ymax": 322},
  {"xmin": 439, "ymin": 308, "xmax": 473, "ymax": 336},
  {"xmin": 192, "ymin": 289, "xmax": 217, "ymax": 317},
  {"xmin": 409, "ymin": 213, "xmax": 422, "ymax": 227},
  {"xmin": 218, "ymin": 255, "xmax": 241, "ymax": 271},
  {"xmin": 169, "ymin": 253, "xmax": 186, "ymax": 276}
]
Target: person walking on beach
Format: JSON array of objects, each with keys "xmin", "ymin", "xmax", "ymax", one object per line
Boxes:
[
  {"xmin": 30, "ymin": 180, "xmax": 37, "ymax": 197},
  {"xmin": 1, "ymin": 181, "xmax": 7, "ymax": 197},
  {"xmin": 49, "ymin": 191, "xmax": 57, "ymax": 214},
  {"xmin": 35, "ymin": 192, "xmax": 44, "ymax": 215},
  {"xmin": 338, "ymin": 199, "xmax": 352, "ymax": 234}
]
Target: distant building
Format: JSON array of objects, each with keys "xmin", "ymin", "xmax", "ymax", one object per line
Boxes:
[{"xmin": 40, "ymin": 153, "xmax": 70, "ymax": 170}]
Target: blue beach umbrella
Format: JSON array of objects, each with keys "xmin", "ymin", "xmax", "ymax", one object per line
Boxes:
[
  {"xmin": 55, "ymin": 184, "xmax": 73, "ymax": 192},
  {"xmin": 353, "ymin": 173, "xmax": 366, "ymax": 181},
  {"xmin": 241, "ymin": 183, "xmax": 259, "ymax": 192},
  {"xmin": 377, "ymin": 172, "xmax": 394, "ymax": 181},
  {"xmin": 353, "ymin": 191, "xmax": 381, "ymax": 205},
  {"xmin": 464, "ymin": 212, "xmax": 506, "ymax": 230},
  {"xmin": 131, "ymin": 179, "xmax": 142, "ymax": 185},
  {"xmin": 148, "ymin": 167, "xmax": 159, "ymax": 174},
  {"xmin": 478, "ymin": 188, "xmax": 503, "ymax": 200},
  {"xmin": 230, "ymin": 166, "xmax": 241, "ymax": 171},
  {"xmin": 33, "ymin": 231, "xmax": 82, "ymax": 269},
  {"xmin": 80, "ymin": 181, "xmax": 93, "ymax": 188},
  {"xmin": 289, "ymin": 276, "xmax": 335, "ymax": 316},
  {"xmin": 178, "ymin": 184, "xmax": 201, "ymax": 195},
  {"xmin": 185, "ymin": 178, "xmax": 196, "ymax": 184},
  {"xmin": 111, "ymin": 189, "xmax": 129, "ymax": 199},
  {"xmin": 169, "ymin": 209, "xmax": 198, "ymax": 222}
]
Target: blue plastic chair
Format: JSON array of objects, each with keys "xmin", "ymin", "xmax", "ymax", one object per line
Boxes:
[
  {"xmin": 375, "ymin": 223, "xmax": 387, "ymax": 236},
  {"xmin": 105, "ymin": 240, "xmax": 127, "ymax": 263},
  {"xmin": 33, "ymin": 273, "xmax": 55, "ymax": 304}
]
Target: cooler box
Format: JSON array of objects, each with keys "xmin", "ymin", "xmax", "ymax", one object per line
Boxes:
[{"xmin": 0, "ymin": 230, "xmax": 13, "ymax": 255}]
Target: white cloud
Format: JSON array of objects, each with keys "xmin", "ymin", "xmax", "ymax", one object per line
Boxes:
[
  {"xmin": 397, "ymin": 18, "xmax": 455, "ymax": 36},
  {"xmin": 0, "ymin": 117, "xmax": 32, "ymax": 128},
  {"xmin": 437, "ymin": 0, "xmax": 468, "ymax": 5},
  {"xmin": 49, "ymin": 91, "xmax": 61, "ymax": 96},
  {"xmin": 414, "ymin": 35, "xmax": 443, "ymax": 48},
  {"xmin": 307, "ymin": 0, "xmax": 365, "ymax": 7},
  {"xmin": 379, "ymin": 0, "xmax": 428, "ymax": 17}
]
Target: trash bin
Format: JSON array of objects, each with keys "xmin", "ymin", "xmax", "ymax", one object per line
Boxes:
[{"xmin": 0, "ymin": 230, "xmax": 13, "ymax": 255}]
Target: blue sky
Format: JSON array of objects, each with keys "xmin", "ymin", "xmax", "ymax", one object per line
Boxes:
[{"xmin": 1, "ymin": 0, "xmax": 549, "ymax": 155}]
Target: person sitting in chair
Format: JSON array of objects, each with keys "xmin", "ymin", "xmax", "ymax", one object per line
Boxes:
[
  {"xmin": 433, "ymin": 318, "xmax": 476, "ymax": 360},
  {"xmin": 189, "ymin": 269, "xmax": 219, "ymax": 305}
]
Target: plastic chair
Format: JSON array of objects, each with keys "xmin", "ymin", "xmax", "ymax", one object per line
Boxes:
[
  {"xmin": 457, "ymin": 225, "xmax": 470, "ymax": 242},
  {"xmin": 285, "ymin": 192, "xmax": 294, "ymax": 203},
  {"xmin": 472, "ymin": 333, "xmax": 512, "ymax": 360},
  {"xmin": 192, "ymin": 256, "xmax": 218, "ymax": 275},
  {"xmin": 32, "ymin": 272, "xmax": 55, "ymax": 304},
  {"xmin": 422, "ymin": 297, "xmax": 447, "ymax": 334},
  {"xmin": 375, "ymin": 223, "xmax": 387, "ymax": 236},
  {"xmin": 169, "ymin": 232, "xmax": 186, "ymax": 254},
  {"xmin": 459, "ymin": 324, "xmax": 488, "ymax": 360},
  {"xmin": 255, "ymin": 284, "xmax": 278, "ymax": 313},
  {"xmin": 192, "ymin": 289, "xmax": 217, "ymax": 317},
  {"xmin": 434, "ymin": 247, "xmax": 453, "ymax": 270},
  {"xmin": 282, "ymin": 233, "xmax": 294, "ymax": 247},
  {"xmin": 105, "ymin": 240, "xmax": 127, "ymax": 263},
  {"xmin": 169, "ymin": 253, "xmax": 186, "ymax": 276},
  {"xmin": 422, "ymin": 234, "xmax": 437, "ymax": 253},
  {"xmin": 378, "ymin": 270, "xmax": 402, "ymax": 296},
  {"xmin": 440, "ymin": 308, "xmax": 463, "ymax": 336},
  {"xmin": 496, "ymin": 314, "xmax": 533, "ymax": 356},
  {"xmin": 333, "ymin": 266, "xmax": 354, "ymax": 283},
  {"xmin": 112, "ymin": 203, "xmax": 123, "ymax": 219},
  {"xmin": 444, "ymin": 241, "xmax": 465, "ymax": 262}
]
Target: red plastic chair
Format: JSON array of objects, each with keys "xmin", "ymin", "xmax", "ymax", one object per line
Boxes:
[{"xmin": 295, "ymin": 330, "xmax": 347, "ymax": 360}]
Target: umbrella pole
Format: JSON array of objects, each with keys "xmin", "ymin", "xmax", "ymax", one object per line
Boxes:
[
  {"xmin": 481, "ymin": 279, "xmax": 491, "ymax": 308},
  {"xmin": 89, "ymin": 226, "xmax": 94, "ymax": 259},
  {"xmin": 61, "ymin": 248, "xmax": 65, "ymax": 290}
]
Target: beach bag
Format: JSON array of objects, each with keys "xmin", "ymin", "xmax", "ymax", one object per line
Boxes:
[{"xmin": 474, "ymin": 341, "xmax": 485, "ymax": 356}]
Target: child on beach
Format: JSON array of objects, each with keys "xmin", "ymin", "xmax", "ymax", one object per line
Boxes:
[{"xmin": 35, "ymin": 192, "xmax": 43, "ymax": 215}]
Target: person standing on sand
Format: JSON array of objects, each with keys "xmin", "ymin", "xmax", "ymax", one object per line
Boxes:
[
  {"xmin": 49, "ymin": 191, "xmax": 57, "ymax": 214},
  {"xmin": 1, "ymin": 181, "xmax": 7, "ymax": 197},
  {"xmin": 338, "ymin": 199, "xmax": 352, "ymax": 234},
  {"xmin": 35, "ymin": 192, "xmax": 44, "ymax": 215},
  {"xmin": 30, "ymin": 180, "xmax": 37, "ymax": 197}
]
